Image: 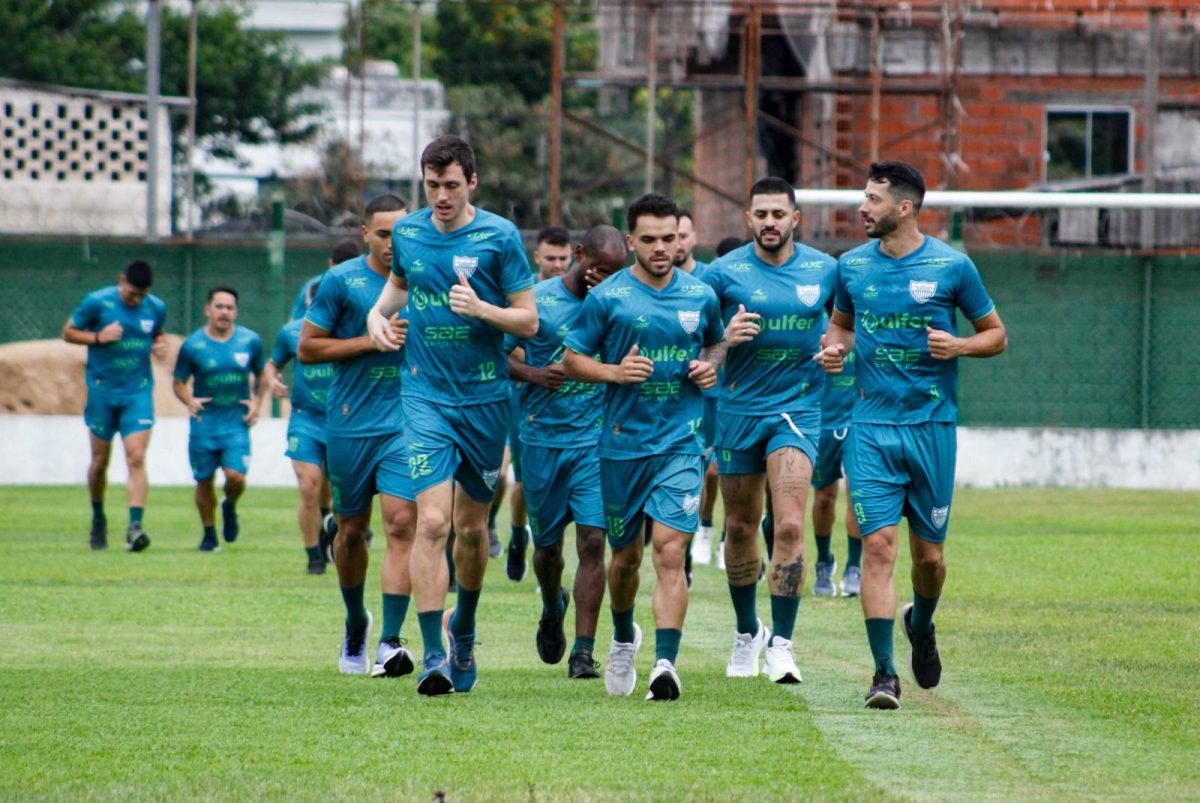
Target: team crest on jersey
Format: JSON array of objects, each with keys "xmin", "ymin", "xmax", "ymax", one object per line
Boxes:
[
  {"xmin": 140, "ymin": 319, "xmax": 154, "ymax": 333},
  {"xmin": 931, "ymin": 505, "xmax": 949, "ymax": 528},
  {"xmin": 482, "ymin": 468, "xmax": 500, "ymax": 490},
  {"xmin": 234, "ymin": 352, "xmax": 250, "ymax": 368},
  {"xmin": 795, "ymin": 285, "xmax": 821, "ymax": 307},
  {"xmin": 453, "ymin": 255, "xmax": 479, "ymax": 280},
  {"xmin": 909, "ymin": 280, "xmax": 937, "ymax": 304},
  {"xmin": 677, "ymin": 310, "xmax": 701, "ymax": 334},
  {"xmin": 682, "ymin": 494, "xmax": 701, "ymax": 516}
]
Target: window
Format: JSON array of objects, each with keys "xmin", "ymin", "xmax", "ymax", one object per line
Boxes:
[{"xmin": 1045, "ymin": 108, "xmax": 1132, "ymax": 181}]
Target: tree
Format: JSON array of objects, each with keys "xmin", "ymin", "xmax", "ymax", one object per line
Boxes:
[{"xmin": 433, "ymin": 2, "xmax": 553, "ymax": 106}]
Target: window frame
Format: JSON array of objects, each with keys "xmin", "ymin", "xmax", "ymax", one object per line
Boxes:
[{"xmin": 1043, "ymin": 105, "xmax": 1136, "ymax": 183}]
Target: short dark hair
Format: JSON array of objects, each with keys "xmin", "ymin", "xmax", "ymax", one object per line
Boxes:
[
  {"xmin": 715, "ymin": 236, "xmax": 747, "ymax": 257},
  {"xmin": 329, "ymin": 238, "xmax": 361, "ymax": 265},
  {"xmin": 536, "ymin": 226, "xmax": 571, "ymax": 247},
  {"xmin": 677, "ymin": 208, "xmax": 694, "ymax": 223},
  {"xmin": 867, "ymin": 161, "xmax": 926, "ymax": 209},
  {"xmin": 207, "ymin": 285, "xmax": 238, "ymax": 302},
  {"xmin": 626, "ymin": 193, "xmax": 679, "ymax": 234},
  {"xmin": 363, "ymin": 194, "xmax": 406, "ymax": 222},
  {"xmin": 421, "ymin": 135, "xmax": 475, "ymax": 182},
  {"xmin": 123, "ymin": 260, "xmax": 153, "ymax": 289},
  {"xmin": 580, "ymin": 224, "xmax": 625, "ymax": 258},
  {"xmin": 749, "ymin": 177, "xmax": 796, "ymax": 207}
]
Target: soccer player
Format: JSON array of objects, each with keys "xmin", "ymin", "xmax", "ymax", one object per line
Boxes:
[
  {"xmin": 703, "ymin": 177, "xmax": 836, "ymax": 685},
  {"xmin": 816, "ymin": 161, "xmax": 1007, "ymax": 709},
  {"xmin": 506, "ymin": 224, "xmax": 627, "ymax": 678},
  {"xmin": 262, "ymin": 278, "xmax": 334, "ymax": 575},
  {"xmin": 811, "ymin": 342, "xmax": 861, "ymax": 597},
  {"xmin": 62, "ymin": 260, "xmax": 167, "ymax": 552},
  {"xmin": 366, "ymin": 135, "xmax": 537, "ymax": 696},
  {"xmin": 299, "ymin": 194, "xmax": 416, "ymax": 677},
  {"xmin": 563, "ymin": 193, "xmax": 728, "ymax": 701},
  {"xmin": 172, "ymin": 286, "xmax": 265, "ymax": 552}
]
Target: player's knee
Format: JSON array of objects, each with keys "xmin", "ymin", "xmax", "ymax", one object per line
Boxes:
[
  {"xmin": 125, "ymin": 451, "xmax": 146, "ymax": 472},
  {"xmin": 724, "ymin": 512, "xmax": 759, "ymax": 542},
  {"xmin": 653, "ymin": 536, "xmax": 687, "ymax": 570},
  {"xmin": 610, "ymin": 548, "xmax": 640, "ymax": 576},
  {"xmin": 337, "ymin": 522, "xmax": 368, "ymax": 550},
  {"xmin": 383, "ymin": 506, "xmax": 416, "ymax": 542},
  {"xmin": 911, "ymin": 550, "xmax": 944, "ymax": 575},
  {"xmin": 576, "ymin": 529, "xmax": 606, "ymax": 565},
  {"xmin": 416, "ymin": 507, "xmax": 451, "ymax": 541},
  {"xmin": 771, "ymin": 513, "xmax": 804, "ymax": 546}
]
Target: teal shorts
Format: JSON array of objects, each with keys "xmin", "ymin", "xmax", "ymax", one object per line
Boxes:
[
  {"xmin": 847, "ymin": 421, "xmax": 956, "ymax": 543},
  {"xmin": 521, "ymin": 441, "xmax": 604, "ymax": 548},
  {"xmin": 189, "ymin": 426, "xmax": 250, "ymax": 481},
  {"xmin": 403, "ymin": 395, "xmax": 508, "ymax": 503},
  {"xmin": 701, "ymin": 396, "xmax": 718, "ymax": 466},
  {"xmin": 285, "ymin": 408, "xmax": 327, "ymax": 468},
  {"xmin": 507, "ymin": 394, "xmax": 523, "ymax": 483},
  {"xmin": 716, "ymin": 409, "xmax": 819, "ymax": 475},
  {"xmin": 85, "ymin": 390, "xmax": 155, "ymax": 441},
  {"xmin": 600, "ymin": 453, "xmax": 703, "ymax": 550},
  {"xmin": 812, "ymin": 426, "xmax": 851, "ymax": 490},
  {"xmin": 326, "ymin": 430, "xmax": 412, "ymax": 515}
]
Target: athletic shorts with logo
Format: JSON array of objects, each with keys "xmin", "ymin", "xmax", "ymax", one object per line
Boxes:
[
  {"xmin": 716, "ymin": 409, "xmax": 820, "ymax": 475},
  {"xmin": 521, "ymin": 441, "xmax": 604, "ymax": 548},
  {"xmin": 326, "ymin": 429, "xmax": 413, "ymax": 515},
  {"xmin": 403, "ymin": 395, "xmax": 508, "ymax": 503},
  {"xmin": 600, "ymin": 454, "xmax": 703, "ymax": 550},
  {"xmin": 285, "ymin": 408, "xmax": 327, "ymax": 468},
  {"xmin": 812, "ymin": 426, "xmax": 853, "ymax": 490},
  {"xmin": 846, "ymin": 421, "xmax": 955, "ymax": 543},
  {"xmin": 85, "ymin": 390, "xmax": 155, "ymax": 441},
  {"xmin": 189, "ymin": 427, "xmax": 250, "ymax": 481}
]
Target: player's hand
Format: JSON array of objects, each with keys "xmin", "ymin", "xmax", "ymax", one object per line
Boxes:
[
  {"xmin": 188, "ymin": 396, "xmax": 212, "ymax": 419},
  {"xmin": 241, "ymin": 398, "xmax": 259, "ymax": 427},
  {"xmin": 270, "ymin": 377, "xmax": 289, "ymax": 399},
  {"xmin": 535, "ymin": 363, "xmax": 567, "ymax": 391},
  {"xmin": 97, "ymin": 321, "xmax": 123, "ymax": 344},
  {"xmin": 151, "ymin": 336, "xmax": 168, "ymax": 360},
  {"xmin": 367, "ymin": 307, "xmax": 402, "ymax": 352},
  {"xmin": 388, "ymin": 315, "xmax": 409, "ymax": 349},
  {"xmin": 926, "ymin": 327, "xmax": 963, "ymax": 360},
  {"xmin": 449, "ymin": 272, "xmax": 485, "ymax": 318},
  {"xmin": 813, "ymin": 341, "xmax": 845, "ymax": 373},
  {"xmin": 724, "ymin": 304, "xmax": 761, "ymax": 346},
  {"xmin": 616, "ymin": 344, "xmax": 654, "ymax": 384},
  {"xmin": 687, "ymin": 359, "xmax": 717, "ymax": 389},
  {"xmin": 582, "ymin": 267, "xmax": 605, "ymax": 289}
]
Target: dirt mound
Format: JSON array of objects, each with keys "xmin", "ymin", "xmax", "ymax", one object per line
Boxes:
[{"xmin": 0, "ymin": 336, "xmax": 190, "ymax": 416}]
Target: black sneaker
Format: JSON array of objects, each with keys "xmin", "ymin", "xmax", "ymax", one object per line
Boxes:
[
  {"xmin": 506, "ymin": 535, "xmax": 527, "ymax": 582},
  {"xmin": 198, "ymin": 532, "xmax": 220, "ymax": 552},
  {"xmin": 567, "ymin": 648, "xmax": 600, "ymax": 679},
  {"xmin": 125, "ymin": 523, "xmax": 150, "ymax": 553},
  {"xmin": 220, "ymin": 499, "xmax": 239, "ymax": 543},
  {"xmin": 89, "ymin": 520, "xmax": 108, "ymax": 551},
  {"xmin": 306, "ymin": 557, "xmax": 327, "ymax": 575},
  {"xmin": 536, "ymin": 587, "xmax": 570, "ymax": 664},
  {"xmin": 864, "ymin": 671, "xmax": 901, "ymax": 709},
  {"xmin": 487, "ymin": 524, "xmax": 502, "ymax": 558},
  {"xmin": 320, "ymin": 514, "xmax": 338, "ymax": 563},
  {"xmin": 902, "ymin": 603, "xmax": 942, "ymax": 689}
]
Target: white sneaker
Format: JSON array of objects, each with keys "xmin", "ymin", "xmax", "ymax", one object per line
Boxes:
[
  {"xmin": 716, "ymin": 539, "xmax": 726, "ymax": 571},
  {"xmin": 761, "ymin": 635, "xmax": 803, "ymax": 684},
  {"xmin": 692, "ymin": 526, "xmax": 715, "ymax": 566},
  {"xmin": 604, "ymin": 623, "xmax": 643, "ymax": 696},
  {"xmin": 370, "ymin": 637, "xmax": 414, "ymax": 678},
  {"xmin": 725, "ymin": 619, "xmax": 770, "ymax": 677},
  {"xmin": 645, "ymin": 658, "xmax": 682, "ymax": 701},
  {"xmin": 338, "ymin": 611, "xmax": 373, "ymax": 675}
]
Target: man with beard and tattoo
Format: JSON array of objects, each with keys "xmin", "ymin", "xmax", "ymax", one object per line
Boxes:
[
  {"xmin": 701, "ymin": 177, "xmax": 837, "ymax": 685},
  {"xmin": 815, "ymin": 161, "xmax": 1007, "ymax": 709}
]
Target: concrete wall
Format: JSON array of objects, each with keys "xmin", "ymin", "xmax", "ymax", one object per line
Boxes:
[{"xmin": 3, "ymin": 415, "xmax": 1198, "ymax": 490}]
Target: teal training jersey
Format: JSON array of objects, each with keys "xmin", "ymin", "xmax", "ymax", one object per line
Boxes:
[
  {"xmin": 305, "ymin": 256, "xmax": 404, "ymax": 437},
  {"xmin": 173, "ymin": 325, "xmax": 265, "ymax": 436},
  {"xmin": 834, "ymin": 236, "xmax": 994, "ymax": 425},
  {"xmin": 506, "ymin": 276, "xmax": 604, "ymax": 449},
  {"xmin": 703, "ymin": 242, "xmax": 836, "ymax": 415},
  {"xmin": 391, "ymin": 207, "xmax": 535, "ymax": 406},
  {"xmin": 70, "ymin": 286, "xmax": 167, "ymax": 395},
  {"xmin": 270, "ymin": 318, "xmax": 331, "ymax": 417},
  {"xmin": 564, "ymin": 268, "xmax": 724, "ymax": 460},
  {"xmin": 289, "ymin": 273, "xmax": 324, "ymax": 321},
  {"xmin": 820, "ymin": 345, "xmax": 857, "ymax": 429}
]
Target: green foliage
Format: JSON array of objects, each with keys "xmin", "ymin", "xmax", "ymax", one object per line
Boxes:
[
  {"xmin": 346, "ymin": 0, "xmax": 439, "ymax": 78},
  {"xmin": 433, "ymin": 1, "xmax": 554, "ymax": 105}
]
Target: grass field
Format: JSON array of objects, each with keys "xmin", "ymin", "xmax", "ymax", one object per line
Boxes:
[{"xmin": 1, "ymin": 485, "xmax": 1197, "ymax": 801}]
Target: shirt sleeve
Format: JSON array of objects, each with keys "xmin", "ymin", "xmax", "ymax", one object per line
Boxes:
[
  {"xmin": 251, "ymin": 334, "xmax": 266, "ymax": 374},
  {"xmin": 499, "ymin": 228, "xmax": 535, "ymax": 297},
  {"xmin": 503, "ymin": 333, "xmax": 521, "ymax": 354},
  {"xmin": 955, "ymin": 256, "xmax": 995, "ymax": 322},
  {"xmin": 69, "ymin": 293, "xmax": 99, "ymax": 330},
  {"xmin": 270, "ymin": 326, "xmax": 292, "ymax": 369},
  {"xmin": 701, "ymin": 289, "xmax": 725, "ymax": 348},
  {"xmin": 833, "ymin": 259, "xmax": 854, "ymax": 317},
  {"xmin": 390, "ymin": 231, "xmax": 406, "ymax": 280},
  {"xmin": 172, "ymin": 341, "xmax": 193, "ymax": 383},
  {"xmin": 305, "ymin": 273, "xmax": 340, "ymax": 332},
  {"xmin": 563, "ymin": 292, "xmax": 604, "ymax": 359}
]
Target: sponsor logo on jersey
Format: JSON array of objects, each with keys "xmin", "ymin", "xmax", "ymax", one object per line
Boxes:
[
  {"xmin": 537, "ymin": 293, "xmax": 559, "ymax": 307},
  {"xmin": 604, "ymin": 286, "xmax": 632, "ymax": 298},
  {"xmin": 677, "ymin": 310, "xmax": 701, "ymax": 334},
  {"xmin": 863, "ymin": 284, "xmax": 879, "ymax": 299},
  {"xmin": 556, "ymin": 324, "xmax": 571, "ymax": 338},
  {"xmin": 396, "ymin": 226, "xmax": 420, "ymax": 238},
  {"xmin": 845, "ymin": 257, "xmax": 870, "ymax": 267},
  {"xmin": 467, "ymin": 230, "xmax": 497, "ymax": 242},
  {"xmin": 680, "ymin": 282, "xmax": 707, "ymax": 295},
  {"xmin": 931, "ymin": 505, "xmax": 949, "ymax": 528},
  {"xmin": 727, "ymin": 261, "xmax": 752, "ymax": 273},
  {"xmin": 140, "ymin": 319, "xmax": 154, "ymax": 333},
  {"xmin": 751, "ymin": 288, "xmax": 768, "ymax": 302},
  {"xmin": 634, "ymin": 315, "xmax": 650, "ymax": 331},
  {"xmin": 408, "ymin": 258, "xmax": 425, "ymax": 273},
  {"xmin": 859, "ymin": 309, "xmax": 932, "ymax": 334},
  {"xmin": 799, "ymin": 260, "xmax": 827, "ymax": 270},
  {"xmin": 923, "ymin": 257, "xmax": 955, "ymax": 267},
  {"xmin": 453, "ymin": 255, "xmax": 479, "ymax": 281},
  {"xmin": 682, "ymin": 494, "xmax": 701, "ymax": 516},
  {"xmin": 234, "ymin": 352, "xmax": 250, "ymax": 368},
  {"xmin": 796, "ymin": 284, "xmax": 821, "ymax": 307},
  {"xmin": 910, "ymin": 280, "xmax": 937, "ymax": 304},
  {"xmin": 344, "ymin": 276, "xmax": 368, "ymax": 289}
]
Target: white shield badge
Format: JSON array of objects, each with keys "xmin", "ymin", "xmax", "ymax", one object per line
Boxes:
[
  {"xmin": 452, "ymin": 255, "xmax": 479, "ymax": 281},
  {"xmin": 795, "ymin": 284, "xmax": 821, "ymax": 307},
  {"xmin": 677, "ymin": 310, "xmax": 701, "ymax": 334},
  {"xmin": 909, "ymin": 280, "xmax": 937, "ymax": 304},
  {"xmin": 931, "ymin": 505, "xmax": 949, "ymax": 528},
  {"xmin": 682, "ymin": 494, "xmax": 701, "ymax": 516},
  {"xmin": 140, "ymin": 319, "xmax": 154, "ymax": 333},
  {"xmin": 234, "ymin": 352, "xmax": 250, "ymax": 368}
]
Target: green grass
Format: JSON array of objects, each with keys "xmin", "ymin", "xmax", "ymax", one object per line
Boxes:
[{"xmin": 1, "ymin": 486, "xmax": 1198, "ymax": 801}]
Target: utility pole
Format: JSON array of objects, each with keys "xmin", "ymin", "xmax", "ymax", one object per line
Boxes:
[{"xmin": 145, "ymin": 0, "xmax": 161, "ymax": 239}]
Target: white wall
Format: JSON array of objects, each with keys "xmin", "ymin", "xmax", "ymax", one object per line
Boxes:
[{"xmin": 2, "ymin": 416, "xmax": 1199, "ymax": 490}]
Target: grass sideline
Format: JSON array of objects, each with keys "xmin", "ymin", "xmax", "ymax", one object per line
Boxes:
[{"xmin": 1, "ymin": 485, "xmax": 1197, "ymax": 801}]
